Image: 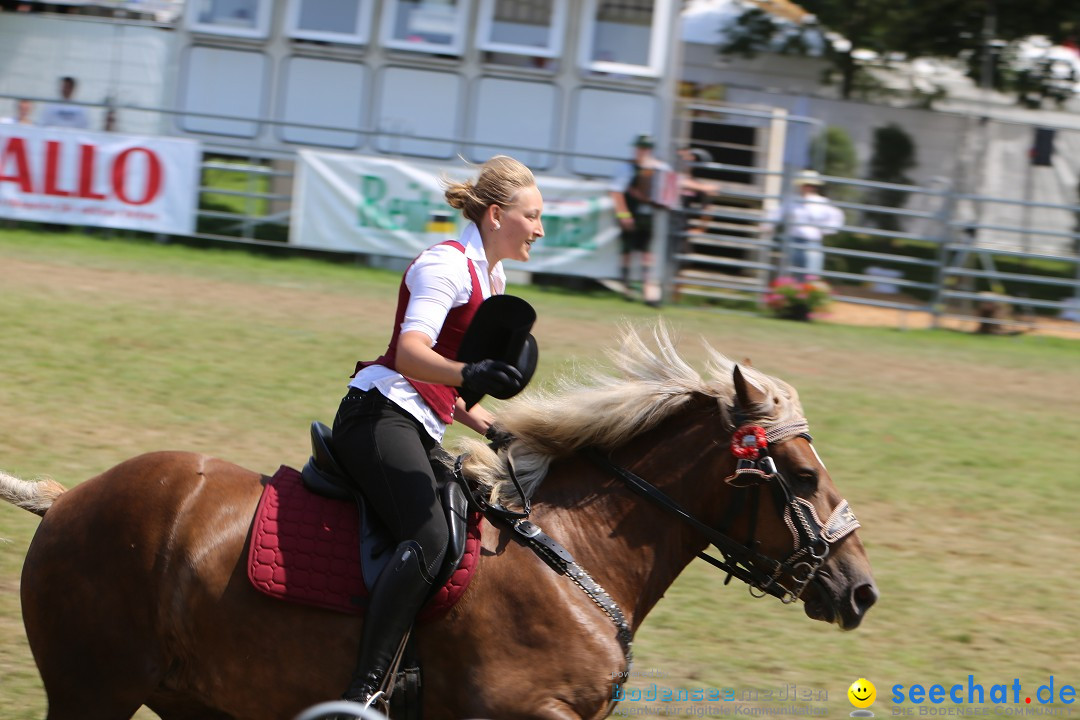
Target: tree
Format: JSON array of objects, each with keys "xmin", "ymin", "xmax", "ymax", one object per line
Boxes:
[
  {"xmin": 809, "ymin": 126, "xmax": 858, "ymax": 203},
  {"xmin": 864, "ymin": 124, "xmax": 916, "ymax": 232},
  {"xmin": 719, "ymin": 0, "xmax": 1077, "ymax": 100},
  {"xmin": 812, "ymin": 126, "xmax": 857, "ymax": 178}
]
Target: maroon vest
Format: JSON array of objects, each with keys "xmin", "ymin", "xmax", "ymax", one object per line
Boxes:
[{"xmin": 354, "ymin": 241, "xmax": 484, "ymax": 424}]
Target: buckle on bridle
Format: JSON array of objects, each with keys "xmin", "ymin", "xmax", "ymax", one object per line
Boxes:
[{"xmin": 723, "ymin": 454, "xmax": 777, "ymax": 487}]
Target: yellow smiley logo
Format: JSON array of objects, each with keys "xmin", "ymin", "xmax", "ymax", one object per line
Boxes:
[{"xmin": 848, "ymin": 678, "xmax": 877, "ymax": 709}]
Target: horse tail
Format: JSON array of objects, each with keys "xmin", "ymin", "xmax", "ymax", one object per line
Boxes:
[{"xmin": 0, "ymin": 470, "xmax": 66, "ymax": 517}]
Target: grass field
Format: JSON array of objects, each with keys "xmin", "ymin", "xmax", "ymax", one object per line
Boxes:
[{"xmin": 1, "ymin": 228, "xmax": 1078, "ymax": 719}]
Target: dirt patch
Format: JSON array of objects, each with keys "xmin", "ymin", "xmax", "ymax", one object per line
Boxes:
[
  {"xmin": 1, "ymin": 257, "xmax": 396, "ymax": 325},
  {"xmin": 825, "ymin": 295, "xmax": 1080, "ymax": 339}
]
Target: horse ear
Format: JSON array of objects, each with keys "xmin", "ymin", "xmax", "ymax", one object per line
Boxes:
[{"xmin": 733, "ymin": 365, "xmax": 767, "ymax": 411}]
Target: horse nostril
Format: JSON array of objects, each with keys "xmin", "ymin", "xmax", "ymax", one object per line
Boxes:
[{"xmin": 852, "ymin": 583, "xmax": 879, "ymax": 614}]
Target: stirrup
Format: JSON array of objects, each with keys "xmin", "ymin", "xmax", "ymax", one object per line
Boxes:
[{"xmin": 360, "ymin": 689, "xmax": 387, "ymax": 713}]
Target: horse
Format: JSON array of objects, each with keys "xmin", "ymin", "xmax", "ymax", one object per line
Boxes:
[{"xmin": 1, "ymin": 327, "xmax": 877, "ymax": 720}]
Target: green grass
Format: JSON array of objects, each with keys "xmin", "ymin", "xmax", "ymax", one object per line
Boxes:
[{"xmin": 1, "ymin": 228, "xmax": 1079, "ymax": 718}]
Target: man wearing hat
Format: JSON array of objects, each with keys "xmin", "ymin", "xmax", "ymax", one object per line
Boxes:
[
  {"xmin": 609, "ymin": 133, "xmax": 671, "ymax": 305},
  {"xmin": 773, "ymin": 169, "xmax": 845, "ymax": 279}
]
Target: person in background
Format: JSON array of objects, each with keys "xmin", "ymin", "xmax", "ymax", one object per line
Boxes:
[
  {"xmin": 334, "ymin": 155, "xmax": 543, "ymax": 709},
  {"xmin": 772, "ymin": 170, "xmax": 845, "ymax": 279},
  {"xmin": 609, "ymin": 134, "xmax": 671, "ymax": 305},
  {"xmin": 674, "ymin": 146, "xmax": 716, "ymax": 247},
  {"xmin": 0, "ymin": 98, "xmax": 33, "ymax": 124},
  {"xmin": 38, "ymin": 76, "xmax": 90, "ymax": 129}
]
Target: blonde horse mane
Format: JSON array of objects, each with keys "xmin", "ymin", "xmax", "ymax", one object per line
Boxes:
[{"xmin": 455, "ymin": 324, "xmax": 806, "ymax": 507}]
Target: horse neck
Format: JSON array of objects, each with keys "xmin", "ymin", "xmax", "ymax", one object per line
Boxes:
[{"xmin": 528, "ymin": 408, "xmax": 729, "ymax": 631}]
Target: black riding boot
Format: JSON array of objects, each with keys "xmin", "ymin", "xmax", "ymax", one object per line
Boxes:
[{"xmin": 342, "ymin": 539, "xmax": 434, "ymax": 706}]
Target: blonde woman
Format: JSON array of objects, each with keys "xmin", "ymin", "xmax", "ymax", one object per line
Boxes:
[{"xmin": 333, "ymin": 155, "xmax": 544, "ymax": 706}]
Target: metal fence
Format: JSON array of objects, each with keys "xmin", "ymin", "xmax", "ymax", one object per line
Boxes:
[
  {"xmin": 4, "ymin": 91, "xmax": 1080, "ymax": 336},
  {"xmin": 669, "ymin": 160, "xmax": 1080, "ymax": 337}
]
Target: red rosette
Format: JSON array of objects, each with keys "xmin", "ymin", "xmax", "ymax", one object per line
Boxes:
[{"xmin": 731, "ymin": 425, "xmax": 768, "ymax": 460}]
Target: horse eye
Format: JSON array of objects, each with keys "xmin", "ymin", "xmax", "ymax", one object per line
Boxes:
[{"xmin": 795, "ymin": 469, "xmax": 819, "ymax": 490}]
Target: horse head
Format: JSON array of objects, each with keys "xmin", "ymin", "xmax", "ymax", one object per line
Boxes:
[
  {"xmin": 721, "ymin": 364, "xmax": 879, "ymax": 630},
  {"xmin": 458, "ymin": 326, "xmax": 878, "ymax": 637}
]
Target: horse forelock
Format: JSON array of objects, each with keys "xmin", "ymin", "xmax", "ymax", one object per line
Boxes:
[{"xmin": 456, "ymin": 324, "xmax": 806, "ymax": 507}]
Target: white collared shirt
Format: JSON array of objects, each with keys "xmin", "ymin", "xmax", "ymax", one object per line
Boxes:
[
  {"xmin": 38, "ymin": 103, "xmax": 90, "ymax": 129},
  {"xmin": 350, "ymin": 222, "xmax": 502, "ymax": 440},
  {"xmin": 780, "ymin": 192, "xmax": 845, "ymax": 243}
]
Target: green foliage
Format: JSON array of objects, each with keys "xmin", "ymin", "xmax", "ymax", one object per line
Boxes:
[
  {"xmin": 864, "ymin": 124, "xmax": 917, "ymax": 232},
  {"xmin": 723, "ymin": 0, "xmax": 1078, "ymax": 101},
  {"xmin": 718, "ymin": 8, "xmax": 816, "ymax": 58},
  {"xmin": 810, "ymin": 126, "xmax": 859, "ymax": 203},
  {"xmin": 825, "ymin": 232, "xmax": 1077, "ymax": 310}
]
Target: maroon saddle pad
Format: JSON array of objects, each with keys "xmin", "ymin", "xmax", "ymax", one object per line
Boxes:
[{"xmin": 247, "ymin": 465, "xmax": 482, "ymax": 623}]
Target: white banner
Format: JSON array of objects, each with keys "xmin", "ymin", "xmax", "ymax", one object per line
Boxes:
[
  {"xmin": 291, "ymin": 151, "xmax": 623, "ymax": 277},
  {"xmin": 0, "ymin": 125, "xmax": 200, "ymax": 234}
]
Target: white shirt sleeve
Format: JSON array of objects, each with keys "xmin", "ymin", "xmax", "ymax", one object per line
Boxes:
[
  {"xmin": 400, "ymin": 245, "xmax": 473, "ymax": 343},
  {"xmin": 610, "ymin": 162, "xmax": 634, "ymax": 193}
]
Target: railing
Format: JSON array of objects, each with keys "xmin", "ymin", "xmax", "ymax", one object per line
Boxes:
[
  {"xmin": 669, "ymin": 165, "xmax": 1080, "ymax": 336},
  {"xmin": 5, "ymin": 91, "xmax": 1079, "ymax": 336}
]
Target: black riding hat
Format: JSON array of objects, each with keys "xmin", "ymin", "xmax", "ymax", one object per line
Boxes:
[{"xmin": 456, "ymin": 295, "xmax": 538, "ymax": 409}]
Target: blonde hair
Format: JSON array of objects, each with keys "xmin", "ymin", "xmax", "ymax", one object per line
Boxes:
[
  {"xmin": 443, "ymin": 155, "xmax": 536, "ymax": 225},
  {"xmin": 456, "ymin": 323, "xmax": 808, "ymax": 507}
]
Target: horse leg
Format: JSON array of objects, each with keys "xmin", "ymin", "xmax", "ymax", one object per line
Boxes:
[
  {"xmin": 23, "ymin": 548, "xmax": 161, "ymax": 720},
  {"xmin": 21, "ymin": 474, "xmax": 167, "ymax": 719}
]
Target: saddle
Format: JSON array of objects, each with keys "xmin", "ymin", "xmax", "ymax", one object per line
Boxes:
[
  {"xmin": 302, "ymin": 421, "xmax": 473, "ymax": 593},
  {"xmin": 247, "ymin": 422, "xmax": 480, "ymax": 620}
]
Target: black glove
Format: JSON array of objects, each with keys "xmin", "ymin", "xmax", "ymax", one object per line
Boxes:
[
  {"xmin": 460, "ymin": 359, "xmax": 523, "ymax": 400},
  {"xmin": 485, "ymin": 424, "xmax": 516, "ymax": 449}
]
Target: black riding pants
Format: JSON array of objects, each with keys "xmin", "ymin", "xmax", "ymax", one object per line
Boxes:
[{"xmin": 331, "ymin": 388, "xmax": 449, "ymax": 578}]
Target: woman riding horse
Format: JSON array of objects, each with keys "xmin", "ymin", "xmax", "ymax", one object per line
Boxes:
[
  {"xmin": 333, "ymin": 155, "xmax": 544, "ymax": 706},
  {"xmin": 0, "ymin": 327, "xmax": 877, "ymax": 719}
]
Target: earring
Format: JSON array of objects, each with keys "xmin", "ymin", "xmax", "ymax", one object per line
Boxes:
[{"xmin": 493, "ymin": 222, "xmax": 501, "ymax": 231}]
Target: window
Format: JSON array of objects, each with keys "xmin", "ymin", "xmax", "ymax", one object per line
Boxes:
[
  {"xmin": 186, "ymin": 0, "xmax": 273, "ymax": 39},
  {"xmin": 278, "ymin": 58, "xmax": 366, "ymax": 148},
  {"xmin": 179, "ymin": 47, "xmax": 267, "ymax": 137},
  {"xmin": 467, "ymin": 77, "xmax": 559, "ymax": 169},
  {"xmin": 380, "ymin": 0, "xmax": 471, "ymax": 56},
  {"xmin": 374, "ymin": 67, "xmax": 462, "ymax": 158},
  {"xmin": 578, "ymin": 0, "xmax": 673, "ymax": 78},
  {"xmin": 476, "ymin": 0, "xmax": 566, "ymax": 59},
  {"xmin": 286, "ymin": 0, "xmax": 375, "ymax": 45},
  {"xmin": 569, "ymin": 88, "xmax": 658, "ymax": 176}
]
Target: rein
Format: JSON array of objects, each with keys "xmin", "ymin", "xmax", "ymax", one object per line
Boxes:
[
  {"xmin": 451, "ymin": 449, "xmax": 634, "ymax": 675},
  {"xmin": 588, "ymin": 418, "xmax": 861, "ymax": 605},
  {"xmin": 450, "ymin": 416, "xmax": 861, "ymax": 679}
]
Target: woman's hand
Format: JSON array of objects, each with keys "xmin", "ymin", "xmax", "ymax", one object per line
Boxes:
[
  {"xmin": 454, "ymin": 397, "xmax": 495, "ymax": 435},
  {"xmin": 460, "ymin": 360, "xmax": 523, "ymax": 399}
]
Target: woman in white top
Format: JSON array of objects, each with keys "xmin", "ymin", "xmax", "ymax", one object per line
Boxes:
[{"xmin": 333, "ymin": 155, "xmax": 544, "ymax": 707}]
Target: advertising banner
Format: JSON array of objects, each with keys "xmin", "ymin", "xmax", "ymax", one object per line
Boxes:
[
  {"xmin": 0, "ymin": 125, "xmax": 201, "ymax": 234},
  {"xmin": 291, "ymin": 151, "xmax": 623, "ymax": 278}
]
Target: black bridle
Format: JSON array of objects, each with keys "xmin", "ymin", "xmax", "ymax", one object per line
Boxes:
[
  {"xmin": 451, "ymin": 415, "xmax": 861, "ymax": 672},
  {"xmin": 457, "ymin": 423, "xmax": 860, "ymax": 606},
  {"xmin": 584, "ymin": 426, "xmax": 861, "ymax": 605}
]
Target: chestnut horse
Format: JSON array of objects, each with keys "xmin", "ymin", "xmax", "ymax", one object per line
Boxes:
[{"xmin": 1, "ymin": 328, "xmax": 877, "ymax": 720}]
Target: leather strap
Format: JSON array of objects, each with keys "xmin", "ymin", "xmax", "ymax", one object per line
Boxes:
[{"xmin": 511, "ymin": 519, "xmax": 634, "ymax": 672}]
